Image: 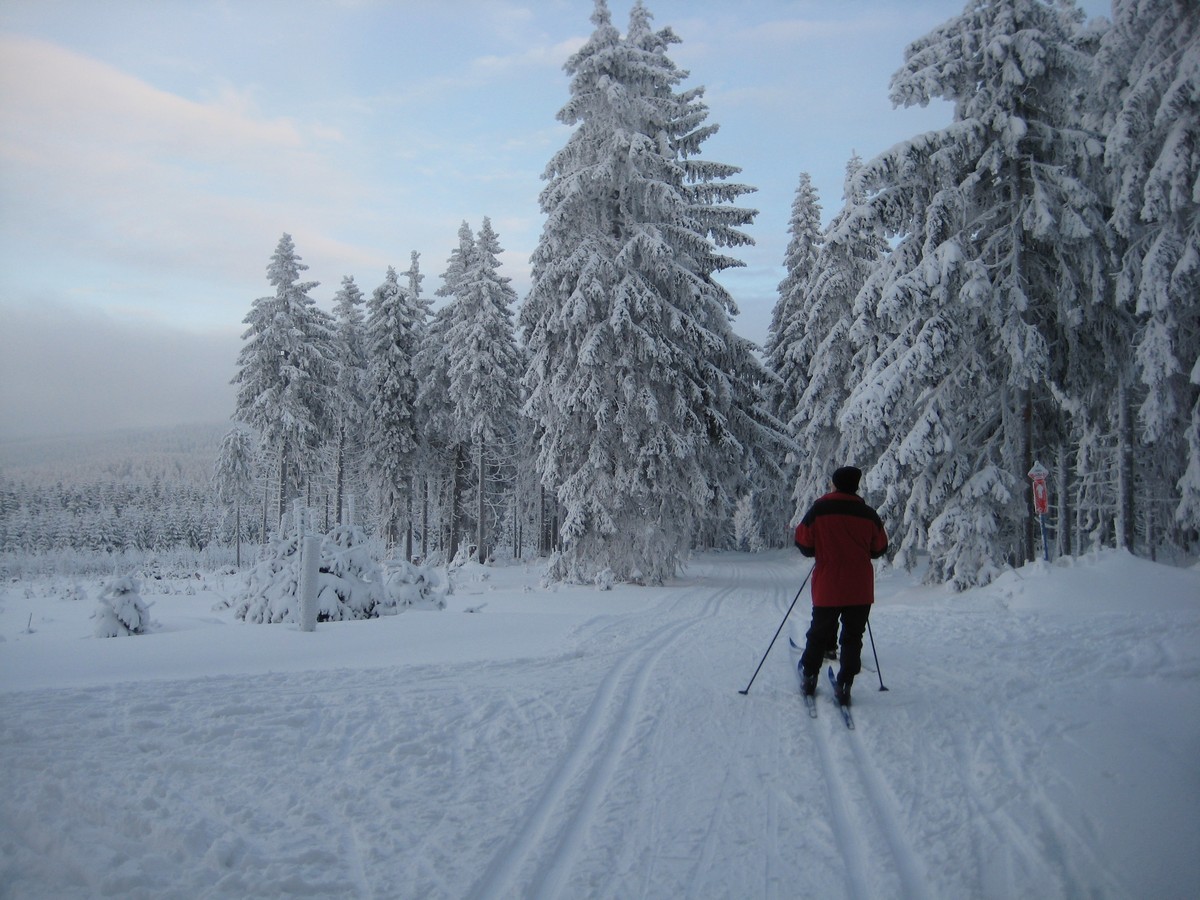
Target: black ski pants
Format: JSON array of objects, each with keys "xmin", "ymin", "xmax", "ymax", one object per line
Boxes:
[{"xmin": 800, "ymin": 604, "xmax": 871, "ymax": 685}]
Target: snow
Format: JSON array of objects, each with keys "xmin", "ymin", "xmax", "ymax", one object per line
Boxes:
[{"xmin": 2, "ymin": 549, "xmax": 1198, "ymax": 899}]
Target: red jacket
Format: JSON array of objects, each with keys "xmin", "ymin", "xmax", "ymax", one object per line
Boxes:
[{"xmin": 794, "ymin": 491, "xmax": 888, "ymax": 606}]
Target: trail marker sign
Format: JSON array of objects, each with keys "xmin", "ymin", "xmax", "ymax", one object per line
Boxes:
[
  {"xmin": 1028, "ymin": 461, "xmax": 1051, "ymax": 560},
  {"xmin": 1029, "ymin": 462, "xmax": 1049, "ymax": 514}
]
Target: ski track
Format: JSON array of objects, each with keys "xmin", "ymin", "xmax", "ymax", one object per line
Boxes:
[
  {"xmin": 467, "ymin": 579, "xmax": 734, "ymax": 899},
  {"xmin": 794, "ymin": 669, "xmax": 930, "ymax": 900},
  {"xmin": 811, "ymin": 719, "xmax": 874, "ymax": 899},
  {"xmin": 846, "ymin": 730, "xmax": 931, "ymax": 899},
  {"xmin": 784, "ymin": 581, "xmax": 932, "ymax": 900}
]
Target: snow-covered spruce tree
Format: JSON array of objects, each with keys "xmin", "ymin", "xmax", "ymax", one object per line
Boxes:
[
  {"xmin": 521, "ymin": 0, "xmax": 784, "ymax": 583},
  {"xmin": 1098, "ymin": 0, "xmax": 1200, "ymax": 538},
  {"xmin": 401, "ymin": 251, "xmax": 437, "ymax": 558},
  {"xmin": 212, "ymin": 423, "xmax": 259, "ymax": 567},
  {"xmin": 633, "ymin": 7, "xmax": 791, "ymax": 551},
  {"xmin": 331, "ymin": 275, "xmax": 369, "ymax": 528},
  {"xmin": 766, "ymin": 173, "xmax": 824, "ymax": 418},
  {"xmin": 363, "ymin": 265, "xmax": 425, "ymax": 557},
  {"xmin": 789, "ymin": 155, "xmax": 888, "ymax": 518},
  {"xmin": 416, "ymin": 223, "xmax": 475, "ymax": 563},
  {"xmin": 762, "ymin": 172, "xmax": 823, "ymax": 537},
  {"xmin": 232, "ymin": 234, "xmax": 336, "ymax": 531},
  {"xmin": 93, "ymin": 575, "xmax": 150, "ymax": 637},
  {"xmin": 444, "ymin": 217, "xmax": 523, "ymax": 563},
  {"xmin": 840, "ymin": 0, "xmax": 1108, "ymax": 587}
]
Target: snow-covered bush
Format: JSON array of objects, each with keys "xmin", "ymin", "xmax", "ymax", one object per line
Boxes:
[
  {"xmin": 594, "ymin": 567, "xmax": 614, "ymax": 591},
  {"xmin": 383, "ymin": 561, "xmax": 447, "ymax": 612},
  {"xmin": 228, "ymin": 524, "xmax": 447, "ymax": 623},
  {"xmin": 92, "ymin": 575, "xmax": 151, "ymax": 637}
]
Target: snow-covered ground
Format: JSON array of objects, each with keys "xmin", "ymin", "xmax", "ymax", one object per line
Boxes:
[{"xmin": 1, "ymin": 549, "xmax": 1197, "ymax": 899}]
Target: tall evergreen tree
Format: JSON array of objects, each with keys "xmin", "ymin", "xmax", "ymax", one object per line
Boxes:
[
  {"xmin": 1099, "ymin": 0, "xmax": 1200, "ymax": 534},
  {"xmin": 331, "ymin": 275, "xmax": 368, "ymax": 526},
  {"xmin": 232, "ymin": 233, "xmax": 336, "ymax": 529},
  {"xmin": 445, "ymin": 217, "xmax": 523, "ymax": 563},
  {"xmin": 212, "ymin": 423, "xmax": 259, "ymax": 567},
  {"xmin": 401, "ymin": 251, "xmax": 437, "ymax": 557},
  {"xmin": 522, "ymin": 0, "xmax": 781, "ymax": 583},
  {"xmin": 765, "ymin": 172, "xmax": 824, "ymax": 416},
  {"xmin": 761, "ymin": 173, "xmax": 823, "ymax": 537},
  {"xmin": 363, "ymin": 266, "xmax": 425, "ymax": 554},
  {"xmin": 840, "ymin": 0, "xmax": 1108, "ymax": 586},
  {"xmin": 417, "ymin": 223, "xmax": 476, "ymax": 561},
  {"xmin": 791, "ymin": 155, "xmax": 888, "ymax": 516},
  {"xmin": 631, "ymin": 5, "xmax": 790, "ymax": 551}
]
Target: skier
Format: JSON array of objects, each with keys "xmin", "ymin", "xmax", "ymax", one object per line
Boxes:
[{"xmin": 795, "ymin": 466, "xmax": 888, "ymax": 707}]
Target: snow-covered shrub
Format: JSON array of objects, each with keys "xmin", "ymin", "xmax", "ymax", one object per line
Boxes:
[
  {"xmin": 227, "ymin": 530, "xmax": 303, "ymax": 623},
  {"xmin": 62, "ymin": 581, "xmax": 89, "ymax": 603},
  {"xmin": 594, "ymin": 567, "xmax": 614, "ymax": 591},
  {"xmin": 229, "ymin": 524, "xmax": 447, "ymax": 623},
  {"xmin": 447, "ymin": 557, "xmax": 486, "ymax": 592},
  {"xmin": 93, "ymin": 575, "xmax": 151, "ymax": 637},
  {"xmin": 319, "ymin": 523, "xmax": 389, "ymax": 617},
  {"xmin": 382, "ymin": 561, "xmax": 448, "ymax": 612}
]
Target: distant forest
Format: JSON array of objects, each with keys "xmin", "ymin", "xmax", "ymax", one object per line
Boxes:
[{"xmin": 0, "ymin": 425, "xmax": 234, "ymax": 576}]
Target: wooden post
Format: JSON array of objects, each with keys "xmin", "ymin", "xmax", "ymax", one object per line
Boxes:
[{"xmin": 299, "ymin": 534, "xmax": 320, "ymax": 632}]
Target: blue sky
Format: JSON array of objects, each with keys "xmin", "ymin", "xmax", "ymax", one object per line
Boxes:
[{"xmin": 0, "ymin": 0, "xmax": 1111, "ymax": 440}]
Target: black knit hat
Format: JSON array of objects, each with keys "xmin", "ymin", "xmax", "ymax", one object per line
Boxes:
[{"xmin": 832, "ymin": 466, "xmax": 862, "ymax": 494}]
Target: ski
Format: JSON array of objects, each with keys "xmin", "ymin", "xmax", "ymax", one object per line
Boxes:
[{"xmin": 828, "ymin": 666, "xmax": 855, "ymax": 730}]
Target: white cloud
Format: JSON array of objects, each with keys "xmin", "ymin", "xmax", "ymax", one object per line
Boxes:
[
  {"xmin": 472, "ymin": 37, "xmax": 586, "ymax": 74},
  {"xmin": 0, "ymin": 35, "xmax": 375, "ymax": 324}
]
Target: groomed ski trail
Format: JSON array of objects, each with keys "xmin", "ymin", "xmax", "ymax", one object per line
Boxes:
[
  {"xmin": 801, "ymin": 679, "xmax": 931, "ymax": 900},
  {"xmin": 467, "ymin": 585, "xmax": 732, "ymax": 899}
]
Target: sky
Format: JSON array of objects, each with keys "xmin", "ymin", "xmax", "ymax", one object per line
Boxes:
[{"xmin": 0, "ymin": 0, "xmax": 1112, "ymax": 441}]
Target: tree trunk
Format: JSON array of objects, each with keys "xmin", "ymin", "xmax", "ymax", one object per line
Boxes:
[
  {"xmin": 261, "ymin": 466, "xmax": 270, "ymax": 545},
  {"xmin": 421, "ymin": 476, "xmax": 429, "ymax": 562},
  {"xmin": 539, "ymin": 484, "xmax": 547, "ymax": 556},
  {"xmin": 335, "ymin": 424, "xmax": 346, "ymax": 527},
  {"xmin": 405, "ymin": 477, "xmax": 414, "ymax": 563},
  {"xmin": 1021, "ymin": 388, "xmax": 1035, "ymax": 563},
  {"xmin": 513, "ymin": 482, "xmax": 521, "ymax": 560},
  {"xmin": 1117, "ymin": 374, "xmax": 1135, "ymax": 552},
  {"xmin": 277, "ymin": 445, "xmax": 288, "ymax": 534},
  {"xmin": 1056, "ymin": 444, "xmax": 1072, "ymax": 558},
  {"xmin": 477, "ymin": 439, "xmax": 486, "ymax": 564},
  {"xmin": 448, "ymin": 447, "xmax": 463, "ymax": 561}
]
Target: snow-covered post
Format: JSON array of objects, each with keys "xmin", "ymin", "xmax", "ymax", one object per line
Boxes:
[
  {"xmin": 1028, "ymin": 462, "xmax": 1051, "ymax": 562},
  {"xmin": 299, "ymin": 534, "xmax": 320, "ymax": 631}
]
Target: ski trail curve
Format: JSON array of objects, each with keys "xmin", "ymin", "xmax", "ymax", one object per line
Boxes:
[{"xmin": 467, "ymin": 587, "xmax": 728, "ymax": 900}]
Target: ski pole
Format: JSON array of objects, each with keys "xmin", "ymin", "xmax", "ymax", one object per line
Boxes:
[
  {"xmin": 866, "ymin": 616, "xmax": 888, "ymax": 691},
  {"xmin": 738, "ymin": 564, "xmax": 815, "ymax": 696}
]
